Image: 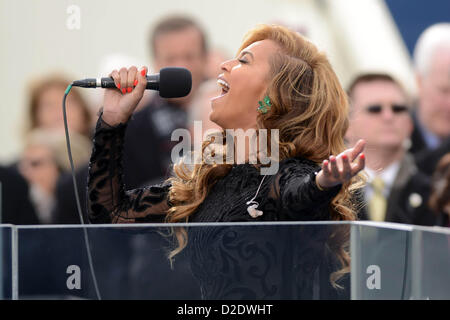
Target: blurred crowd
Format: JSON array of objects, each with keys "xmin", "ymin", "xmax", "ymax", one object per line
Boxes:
[{"xmin": 0, "ymin": 16, "xmax": 449, "ymax": 229}]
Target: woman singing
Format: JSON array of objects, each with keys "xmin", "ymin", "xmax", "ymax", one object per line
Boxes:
[{"xmin": 87, "ymin": 24, "xmax": 365, "ymax": 297}]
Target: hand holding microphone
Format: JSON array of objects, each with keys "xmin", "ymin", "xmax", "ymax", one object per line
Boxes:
[
  {"xmin": 72, "ymin": 66, "xmax": 192, "ymax": 126},
  {"xmin": 102, "ymin": 66, "xmax": 148, "ymax": 126}
]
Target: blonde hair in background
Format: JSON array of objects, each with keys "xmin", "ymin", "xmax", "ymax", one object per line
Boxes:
[{"xmin": 24, "ymin": 128, "xmax": 92, "ymax": 172}]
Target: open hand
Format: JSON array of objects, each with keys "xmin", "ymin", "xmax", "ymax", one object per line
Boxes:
[{"xmin": 315, "ymin": 139, "xmax": 366, "ymax": 189}]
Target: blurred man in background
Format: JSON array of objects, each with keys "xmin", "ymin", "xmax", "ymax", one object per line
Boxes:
[
  {"xmin": 123, "ymin": 15, "xmax": 209, "ymax": 188},
  {"xmin": 346, "ymin": 73, "xmax": 435, "ymax": 226},
  {"xmin": 410, "ymin": 23, "xmax": 450, "ymax": 175}
]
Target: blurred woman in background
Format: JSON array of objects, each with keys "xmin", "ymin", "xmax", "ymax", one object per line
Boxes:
[
  {"xmin": 13, "ymin": 74, "xmax": 94, "ymax": 223},
  {"xmin": 26, "ymin": 75, "xmax": 93, "ymax": 138},
  {"xmin": 18, "ymin": 129, "xmax": 91, "ymax": 223}
]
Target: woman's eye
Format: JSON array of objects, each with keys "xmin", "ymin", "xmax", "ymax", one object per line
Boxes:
[{"xmin": 238, "ymin": 59, "xmax": 248, "ymax": 64}]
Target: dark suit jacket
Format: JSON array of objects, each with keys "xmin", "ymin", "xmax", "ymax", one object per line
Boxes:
[
  {"xmin": 0, "ymin": 166, "xmax": 39, "ymax": 225},
  {"xmin": 52, "ymin": 164, "xmax": 89, "ymax": 224},
  {"xmin": 409, "ymin": 113, "xmax": 428, "ymax": 156},
  {"xmin": 123, "ymin": 96, "xmax": 187, "ymax": 189},
  {"xmin": 415, "ymin": 137, "xmax": 450, "ymax": 176},
  {"xmin": 410, "ymin": 111, "xmax": 450, "ymax": 175},
  {"xmin": 436, "ymin": 213, "xmax": 450, "ymax": 227},
  {"xmin": 359, "ymin": 153, "xmax": 436, "ymax": 226}
]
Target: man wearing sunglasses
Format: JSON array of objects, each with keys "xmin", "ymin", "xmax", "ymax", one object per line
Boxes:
[{"xmin": 346, "ymin": 73, "xmax": 435, "ymax": 226}]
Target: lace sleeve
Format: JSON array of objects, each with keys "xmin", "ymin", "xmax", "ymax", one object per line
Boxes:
[
  {"xmin": 87, "ymin": 115, "xmax": 171, "ymax": 224},
  {"xmin": 269, "ymin": 158, "xmax": 342, "ymax": 220}
]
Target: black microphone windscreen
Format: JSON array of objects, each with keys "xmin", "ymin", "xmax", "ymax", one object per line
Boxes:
[{"xmin": 159, "ymin": 67, "xmax": 192, "ymax": 98}]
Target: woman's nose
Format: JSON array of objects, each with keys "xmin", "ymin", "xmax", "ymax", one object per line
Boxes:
[{"xmin": 220, "ymin": 59, "xmax": 236, "ymax": 73}]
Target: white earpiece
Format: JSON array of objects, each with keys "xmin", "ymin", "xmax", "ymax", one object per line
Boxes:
[{"xmin": 246, "ymin": 175, "xmax": 267, "ymax": 218}]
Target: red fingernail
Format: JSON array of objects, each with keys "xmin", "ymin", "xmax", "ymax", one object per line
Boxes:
[
  {"xmin": 133, "ymin": 79, "xmax": 138, "ymax": 86},
  {"xmin": 122, "ymin": 88, "xmax": 126, "ymax": 94},
  {"xmin": 324, "ymin": 160, "xmax": 329, "ymax": 165},
  {"xmin": 127, "ymin": 87, "xmax": 132, "ymax": 93},
  {"xmin": 117, "ymin": 83, "xmax": 121, "ymax": 89},
  {"xmin": 330, "ymin": 156, "xmax": 336, "ymax": 162},
  {"xmin": 141, "ymin": 68, "xmax": 146, "ymax": 77},
  {"xmin": 360, "ymin": 153, "xmax": 365, "ymax": 159},
  {"xmin": 342, "ymin": 155, "xmax": 348, "ymax": 160}
]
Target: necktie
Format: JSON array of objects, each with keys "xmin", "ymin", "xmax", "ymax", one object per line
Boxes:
[{"xmin": 368, "ymin": 176, "xmax": 387, "ymax": 221}]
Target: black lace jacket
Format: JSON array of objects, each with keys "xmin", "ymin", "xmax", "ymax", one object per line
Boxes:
[{"xmin": 87, "ymin": 116, "xmax": 342, "ymax": 224}]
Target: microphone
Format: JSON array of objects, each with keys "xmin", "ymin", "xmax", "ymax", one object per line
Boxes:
[{"xmin": 71, "ymin": 67, "xmax": 192, "ymax": 98}]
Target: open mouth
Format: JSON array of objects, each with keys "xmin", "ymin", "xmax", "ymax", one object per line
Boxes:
[{"xmin": 217, "ymin": 78, "xmax": 230, "ymax": 96}]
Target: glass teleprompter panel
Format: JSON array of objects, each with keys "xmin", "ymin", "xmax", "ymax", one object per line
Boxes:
[{"xmin": 16, "ymin": 222, "xmax": 352, "ymax": 300}]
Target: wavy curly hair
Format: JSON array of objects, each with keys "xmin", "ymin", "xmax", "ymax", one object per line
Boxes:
[{"xmin": 166, "ymin": 24, "xmax": 363, "ymax": 288}]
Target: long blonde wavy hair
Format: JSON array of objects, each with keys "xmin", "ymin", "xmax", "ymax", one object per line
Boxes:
[{"xmin": 166, "ymin": 24, "xmax": 363, "ymax": 287}]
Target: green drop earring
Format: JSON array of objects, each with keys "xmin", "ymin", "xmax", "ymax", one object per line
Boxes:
[{"xmin": 257, "ymin": 96, "xmax": 272, "ymax": 114}]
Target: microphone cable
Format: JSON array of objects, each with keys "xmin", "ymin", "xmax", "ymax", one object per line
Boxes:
[{"xmin": 63, "ymin": 84, "xmax": 102, "ymax": 300}]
